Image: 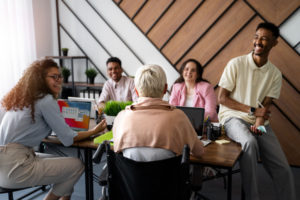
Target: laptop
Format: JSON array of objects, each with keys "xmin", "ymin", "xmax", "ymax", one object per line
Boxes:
[
  {"xmin": 57, "ymin": 99, "xmax": 91, "ymax": 131},
  {"xmin": 176, "ymin": 106, "xmax": 205, "ymax": 136},
  {"xmin": 68, "ymin": 96, "xmax": 97, "ymax": 119}
]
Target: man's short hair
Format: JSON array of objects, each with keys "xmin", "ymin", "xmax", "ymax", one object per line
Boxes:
[
  {"xmin": 134, "ymin": 64, "xmax": 167, "ymax": 98},
  {"xmin": 106, "ymin": 57, "xmax": 122, "ymax": 67},
  {"xmin": 256, "ymin": 22, "xmax": 279, "ymax": 38}
]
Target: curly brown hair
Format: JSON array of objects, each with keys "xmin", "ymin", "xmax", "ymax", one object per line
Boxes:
[{"xmin": 1, "ymin": 58, "xmax": 59, "ymax": 121}]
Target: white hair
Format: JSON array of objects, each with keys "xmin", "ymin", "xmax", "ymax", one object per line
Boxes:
[{"xmin": 134, "ymin": 64, "xmax": 167, "ymax": 98}]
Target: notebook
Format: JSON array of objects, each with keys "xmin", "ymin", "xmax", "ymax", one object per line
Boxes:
[
  {"xmin": 57, "ymin": 99, "xmax": 91, "ymax": 131},
  {"xmin": 176, "ymin": 106, "xmax": 205, "ymax": 136}
]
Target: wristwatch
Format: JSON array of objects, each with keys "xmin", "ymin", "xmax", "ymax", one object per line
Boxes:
[{"xmin": 249, "ymin": 107, "xmax": 256, "ymax": 116}]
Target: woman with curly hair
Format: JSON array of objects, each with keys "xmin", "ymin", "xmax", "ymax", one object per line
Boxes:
[{"xmin": 0, "ymin": 58, "xmax": 106, "ymax": 200}]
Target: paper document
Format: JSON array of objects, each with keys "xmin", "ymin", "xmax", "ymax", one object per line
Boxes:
[
  {"xmin": 201, "ymin": 139, "xmax": 211, "ymax": 147},
  {"xmin": 215, "ymin": 139, "xmax": 230, "ymax": 144}
]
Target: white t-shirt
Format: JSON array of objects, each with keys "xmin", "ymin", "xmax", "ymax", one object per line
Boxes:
[
  {"xmin": 218, "ymin": 52, "xmax": 282, "ymax": 125},
  {"xmin": 184, "ymin": 94, "xmax": 194, "ymax": 107}
]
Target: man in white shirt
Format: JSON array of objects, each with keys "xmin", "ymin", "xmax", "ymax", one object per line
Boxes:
[
  {"xmin": 218, "ymin": 22, "xmax": 295, "ymax": 200},
  {"xmin": 98, "ymin": 57, "xmax": 138, "ymax": 109}
]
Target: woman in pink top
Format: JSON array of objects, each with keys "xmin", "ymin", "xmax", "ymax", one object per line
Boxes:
[{"xmin": 169, "ymin": 59, "xmax": 218, "ymax": 122}]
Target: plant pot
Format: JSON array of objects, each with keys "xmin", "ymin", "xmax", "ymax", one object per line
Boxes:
[
  {"xmin": 104, "ymin": 115, "xmax": 116, "ymax": 126},
  {"xmin": 88, "ymin": 77, "xmax": 95, "ymax": 84},
  {"xmin": 62, "ymin": 49, "xmax": 68, "ymax": 56},
  {"xmin": 63, "ymin": 76, "xmax": 69, "ymax": 83}
]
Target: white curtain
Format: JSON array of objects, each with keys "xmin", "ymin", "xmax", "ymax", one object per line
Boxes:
[{"xmin": 0, "ymin": 0, "xmax": 36, "ymax": 99}]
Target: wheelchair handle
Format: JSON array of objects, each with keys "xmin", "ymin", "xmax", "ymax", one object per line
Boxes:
[
  {"xmin": 93, "ymin": 142, "xmax": 106, "ymax": 164},
  {"xmin": 181, "ymin": 144, "xmax": 190, "ymax": 164}
]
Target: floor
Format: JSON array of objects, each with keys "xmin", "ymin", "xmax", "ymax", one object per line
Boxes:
[{"xmin": 1, "ymin": 146, "xmax": 299, "ymax": 200}]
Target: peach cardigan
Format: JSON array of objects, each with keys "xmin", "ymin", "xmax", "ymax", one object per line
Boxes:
[{"xmin": 113, "ymin": 97, "xmax": 204, "ymax": 158}]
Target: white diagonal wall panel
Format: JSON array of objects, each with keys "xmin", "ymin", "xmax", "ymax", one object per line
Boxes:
[{"xmin": 58, "ymin": 0, "xmax": 179, "ymax": 93}]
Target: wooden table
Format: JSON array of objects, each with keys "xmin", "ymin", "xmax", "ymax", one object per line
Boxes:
[
  {"xmin": 191, "ymin": 136, "xmax": 242, "ymax": 200},
  {"xmin": 43, "ymin": 134, "xmax": 241, "ymax": 200}
]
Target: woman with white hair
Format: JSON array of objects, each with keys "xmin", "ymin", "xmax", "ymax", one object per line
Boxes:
[{"xmin": 112, "ymin": 64, "xmax": 204, "ymax": 161}]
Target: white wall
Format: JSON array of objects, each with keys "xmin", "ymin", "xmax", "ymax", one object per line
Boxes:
[
  {"xmin": 32, "ymin": 0, "xmax": 179, "ymax": 95},
  {"xmin": 280, "ymin": 9, "xmax": 300, "ymax": 53},
  {"xmin": 32, "ymin": 0, "xmax": 58, "ymax": 59}
]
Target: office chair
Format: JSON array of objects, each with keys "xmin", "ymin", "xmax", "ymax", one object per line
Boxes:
[
  {"xmin": 93, "ymin": 141, "xmax": 191, "ymax": 200},
  {"xmin": 0, "ymin": 185, "xmax": 47, "ymax": 200}
]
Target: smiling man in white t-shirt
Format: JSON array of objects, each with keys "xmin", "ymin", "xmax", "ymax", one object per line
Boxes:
[{"xmin": 218, "ymin": 22, "xmax": 295, "ymax": 200}]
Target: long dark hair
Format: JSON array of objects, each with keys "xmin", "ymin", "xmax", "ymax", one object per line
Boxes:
[{"xmin": 174, "ymin": 59, "xmax": 208, "ymax": 84}]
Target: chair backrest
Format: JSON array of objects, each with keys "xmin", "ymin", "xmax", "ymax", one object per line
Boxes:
[{"xmin": 102, "ymin": 143, "xmax": 191, "ymax": 200}]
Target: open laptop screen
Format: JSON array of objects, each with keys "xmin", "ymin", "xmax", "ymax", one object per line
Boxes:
[
  {"xmin": 57, "ymin": 99, "xmax": 91, "ymax": 131},
  {"xmin": 176, "ymin": 106, "xmax": 205, "ymax": 136}
]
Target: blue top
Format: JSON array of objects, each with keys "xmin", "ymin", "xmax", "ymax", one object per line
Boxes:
[{"xmin": 0, "ymin": 95, "xmax": 77, "ymax": 147}]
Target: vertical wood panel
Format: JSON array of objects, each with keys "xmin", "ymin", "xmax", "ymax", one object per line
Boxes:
[
  {"xmin": 162, "ymin": 0, "xmax": 233, "ymax": 64},
  {"xmin": 147, "ymin": 0, "xmax": 202, "ymax": 48},
  {"xmin": 133, "ymin": 0, "xmax": 173, "ymax": 33},
  {"xmin": 119, "ymin": 0, "xmax": 146, "ymax": 19},
  {"xmin": 176, "ymin": 0, "xmax": 254, "ymax": 70}
]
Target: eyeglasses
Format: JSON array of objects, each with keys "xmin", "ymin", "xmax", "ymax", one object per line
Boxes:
[{"xmin": 47, "ymin": 74, "xmax": 63, "ymax": 81}]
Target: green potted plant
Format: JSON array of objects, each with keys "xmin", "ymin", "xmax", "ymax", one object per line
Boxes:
[
  {"xmin": 61, "ymin": 67, "xmax": 71, "ymax": 83},
  {"xmin": 103, "ymin": 101, "xmax": 133, "ymax": 129},
  {"xmin": 85, "ymin": 68, "xmax": 98, "ymax": 84},
  {"xmin": 61, "ymin": 48, "xmax": 69, "ymax": 56},
  {"xmin": 103, "ymin": 101, "xmax": 133, "ymax": 116}
]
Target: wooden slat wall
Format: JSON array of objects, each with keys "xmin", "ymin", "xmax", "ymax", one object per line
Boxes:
[
  {"xmin": 202, "ymin": 16, "xmax": 260, "ymax": 89},
  {"xmin": 147, "ymin": 0, "xmax": 202, "ymax": 48},
  {"xmin": 276, "ymin": 80, "xmax": 300, "ymax": 129},
  {"xmin": 162, "ymin": 0, "xmax": 234, "ymax": 64},
  {"xmin": 119, "ymin": 0, "xmax": 146, "ymax": 19},
  {"xmin": 269, "ymin": 40, "xmax": 300, "ymax": 91},
  {"xmin": 115, "ymin": 0, "xmax": 300, "ymax": 166},
  {"xmin": 133, "ymin": 0, "xmax": 173, "ymax": 33},
  {"xmin": 176, "ymin": 0, "xmax": 255, "ymax": 69},
  {"xmin": 270, "ymin": 107, "xmax": 300, "ymax": 166},
  {"xmin": 246, "ymin": 0, "xmax": 300, "ymax": 25}
]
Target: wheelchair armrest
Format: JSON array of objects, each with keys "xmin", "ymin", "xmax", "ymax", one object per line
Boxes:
[
  {"xmin": 181, "ymin": 144, "xmax": 190, "ymax": 164},
  {"xmin": 93, "ymin": 142, "xmax": 106, "ymax": 164}
]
